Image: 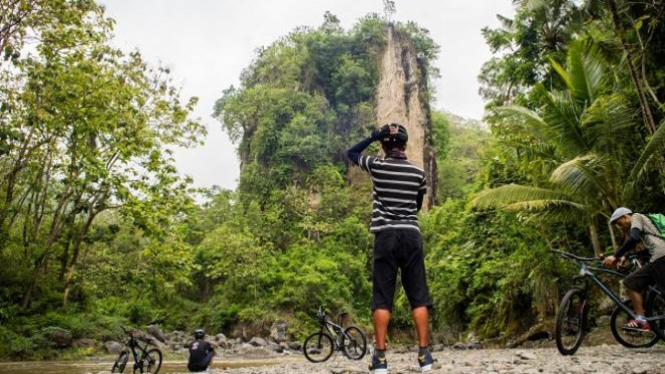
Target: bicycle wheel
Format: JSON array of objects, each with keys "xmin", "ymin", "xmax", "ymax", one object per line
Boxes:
[
  {"xmin": 303, "ymin": 332, "xmax": 334, "ymax": 363},
  {"xmin": 645, "ymin": 290, "xmax": 665, "ymax": 341},
  {"xmin": 111, "ymin": 351, "xmax": 129, "ymax": 373},
  {"xmin": 135, "ymin": 348, "xmax": 162, "ymax": 374},
  {"xmin": 342, "ymin": 325, "xmax": 367, "ymax": 360},
  {"xmin": 610, "ymin": 299, "xmax": 659, "ymax": 348},
  {"xmin": 555, "ymin": 288, "xmax": 588, "ymax": 355}
]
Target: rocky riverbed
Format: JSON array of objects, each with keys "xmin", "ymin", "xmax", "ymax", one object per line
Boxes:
[
  {"xmin": 3, "ymin": 345, "xmax": 664, "ymax": 374},
  {"xmin": 212, "ymin": 345, "xmax": 665, "ymax": 374}
]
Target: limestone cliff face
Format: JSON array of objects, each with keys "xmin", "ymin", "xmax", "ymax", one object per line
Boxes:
[{"xmin": 375, "ymin": 25, "xmax": 437, "ymax": 209}]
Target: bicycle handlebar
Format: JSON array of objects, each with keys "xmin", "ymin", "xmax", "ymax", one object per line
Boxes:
[
  {"xmin": 120, "ymin": 325, "xmax": 133, "ymax": 338},
  {"xmin": 550, "ymin": 250, "xmax": 599, "ymax": 263}
]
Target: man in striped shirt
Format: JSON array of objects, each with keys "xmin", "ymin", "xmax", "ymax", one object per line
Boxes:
[{"xmin": 347, "ymin": 124, "xmax": 434, "ymax": 373}]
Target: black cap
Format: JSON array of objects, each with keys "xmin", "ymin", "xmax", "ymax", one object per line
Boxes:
[{"xmin": 381, "ymin": 123, "xmax": 408, "ymax": 147}]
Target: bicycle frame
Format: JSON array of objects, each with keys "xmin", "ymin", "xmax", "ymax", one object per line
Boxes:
[
  {"xmin": 122, "ymin": 328, "xmax": 152, "ymax": 369},
  {"xmin": 573, "ymin": 260, "xmax": 665, "ymax": 323},
  {"xmin": 320, "ymin": 318, "xmax": 351, "ymax": 348}
]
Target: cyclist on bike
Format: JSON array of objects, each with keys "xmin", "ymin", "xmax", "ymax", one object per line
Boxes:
[
  {"xmin": 603, "ymin": 207, "xmax": 665, "ymax": 331},
  {"xmin": 187, "ymin": 329, "xmax": 215, "ymax": 372},
  {"xmin": 347, "ymin": 123, "xmax": 434, "ymax": 373}
]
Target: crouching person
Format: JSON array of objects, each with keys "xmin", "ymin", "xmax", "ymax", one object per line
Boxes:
[{"xmin": 188, "ymin": 329, "xmax": 215, "ymax": 372}]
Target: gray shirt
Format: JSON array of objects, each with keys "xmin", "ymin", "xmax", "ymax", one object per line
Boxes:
[{"xmin": 632, "ymin": 213, "xmax": 665, "ymax": 262}]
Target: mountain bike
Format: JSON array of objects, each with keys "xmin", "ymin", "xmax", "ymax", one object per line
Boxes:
[
  {"xmin": 303, "ymin": 306, "xmax": 368, "ymax": 363},
  {"xmin": 111, "ymin": 325, "xmax": 163, "ymax": 373},
  {"xmin": 552, "ymin": 250, "xmax": 664, "ymax": 355}
]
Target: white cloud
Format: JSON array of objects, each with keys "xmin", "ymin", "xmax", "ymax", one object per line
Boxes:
[{"xmin": 100, "ymin": 0, "xmax": 515, "ymax": 190}]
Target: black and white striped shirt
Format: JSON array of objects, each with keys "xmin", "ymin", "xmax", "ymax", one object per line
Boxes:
[{"xmin": 358, "ymin": 155, "xmax": 426, "ymax": 233}]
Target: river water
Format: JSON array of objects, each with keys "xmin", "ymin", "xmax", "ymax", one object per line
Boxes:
[{"xmin": 0, "ymin": 358, "xmax": 289, "ymax": 374}]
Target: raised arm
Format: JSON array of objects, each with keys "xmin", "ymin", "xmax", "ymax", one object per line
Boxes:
[
  {"xmin": 614, "ymin": 227, "xmax": 642, "ymax": 259},
  {"xmin": 347, "ymin": 125, "xmax": 390, "ymax": 165},
  {"xmin": 347, "ymin": 136, "xmax": 374, "ymax": 165}
]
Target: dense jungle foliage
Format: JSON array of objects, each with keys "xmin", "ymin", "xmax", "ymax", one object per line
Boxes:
[{"xmin": 2, "ymin": 0, "xmax": 665, "ymax": 361}]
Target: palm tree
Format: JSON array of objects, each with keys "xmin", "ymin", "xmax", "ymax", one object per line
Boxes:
[{"xmin": 472, "ymin": 41, "xmax": 665, "ymax": 256}]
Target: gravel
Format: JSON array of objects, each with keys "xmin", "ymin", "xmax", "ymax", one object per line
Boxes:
[{"xmin": 207, "ymin": 345, "xmax": 665, "ymax": 374}]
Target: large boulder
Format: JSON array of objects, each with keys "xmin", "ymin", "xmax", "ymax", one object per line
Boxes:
[
  {"xmin": 267, "ymin": 341, "xmax": 283, "ymax": 353},
  {"xmin": 287, "ymin": 341, "xmax": 302, "ymax": 351},
  {"xmin": 270, "ymin": 321, "xmax": 288, "ymax": 343},
  {"xmin": 73, "ymin": 339, "xmax": 98, "ymax": 349},
  {"xmin": 235, "ymin": 344, "xmax": 276, "ymax": 358},
  {"xmin": 215, "ymin": 334, "xmax": 230, "ymax": 349},
  {"xmin": 105, "ymin": 341, "xmax": 125, "ymax": 354},
  {"xmin": 203, "ymin": 338, "xmax": 219, "ymax": 349},
  {"xmin": 171, "ymin": 330, "xmax": 184, "ymax": 343},
  {"xmin": 43, "ymin": 328, "xmax": 73, "ymax": 348},
  {"xmin": 467, "ymin": 341, "xmax": 482, "ymax": 350},
  {"xmin": 148, "ymin": 325, "xmax": 167, "ymax": 343},
  {"xmin": 248, "ymin": 337, "xmax": 268, "ymax": 347}
]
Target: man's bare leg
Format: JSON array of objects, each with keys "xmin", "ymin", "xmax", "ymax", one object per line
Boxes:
[
  {"xmin": 626, "ymin": 288, "xmax": 645, "ymax": 315},
  {"xmin": 412, "ymin": 306, "xmax": 429, "ymax": 348},
  {"xmin": 373, "ymin": 309, "xmax": 391, "ymax": 350}
]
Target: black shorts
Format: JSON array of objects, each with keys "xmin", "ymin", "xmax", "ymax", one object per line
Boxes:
[
  {"xmin": 371, "ymin": 229, "xmax": 432, "ymax": 312},
  {"xmin": 623, "ymin": 256, "xmax": 665, "ymax": 292}
]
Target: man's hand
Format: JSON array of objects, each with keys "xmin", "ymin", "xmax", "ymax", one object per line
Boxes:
[
  {"xmin": 618, "ymin": 256, "xmax": 627, "ymax": 269},
  {"xmin": 603, "ymin": 255, "xmax": 617, "ymax": 267},
  {"xmin": 370, "ymin": 125, "xmax": 391, "ymax": 141}
]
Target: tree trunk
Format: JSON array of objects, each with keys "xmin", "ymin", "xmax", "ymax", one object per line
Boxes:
[
  {"xmin": 58, "ymin": 239, "xmax": 71, "ymax": 282},
  {"xmin": 607, "ymin": 0, "xmax": 657, "ymax": 135},
  {"xmin": 589, "ymin": 222, "xmax": 603, "ymax": 258},
  {"xmin": 63, "ymin": 206, "xmax": 99, "ymax": 306},
  {"xmin": 21, "ymin": 186, "xmax": 79, "ymax": 308}
]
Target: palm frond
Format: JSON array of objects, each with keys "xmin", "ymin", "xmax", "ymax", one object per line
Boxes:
[
  {"xmin": 495, "ymin": 105, "xmax": 554, "ymax": 141},
  {"xmin": 540, "ymin": 88, "xmax": 589, "ymax": 156},
  {"xmin": 550, "ymin": 42, "xmax": 605, "ymax": 104},
  {"xmin": 471, "ymin": 184, "xmax": 575, "ymax": 209},
  {"xmin": 567, "ymin": 42, "xmax": 605, "ymax": 103},
  {"xmin": 630, "ymin": 119, "xmax": 665, "ymax": 182},
  {"xmin": 582, "ymin": 93, "xmax": 636, "ymax": 152},
  {"xmin": 549, "ymin": 154, "xmax": 615, "ymax": 206},
  {"xmin": 550, "ymin": 58, "xmax": 573, "ymax": 92},
  {"xmin": 522, "ymin": 141, "xmax": 561, "ymax": 162},
  {"xmin": 521, "ymin": 141, "xmax": 563, "ymax": 176},
  {"xmin": 504, "ymin": 199, "xmax": 588, "ymax": 223}
]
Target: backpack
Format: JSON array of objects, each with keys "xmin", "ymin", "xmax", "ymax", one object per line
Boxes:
[{"xmin": 646, "ymin": 213, "xmax": 665, "ymax": 238}]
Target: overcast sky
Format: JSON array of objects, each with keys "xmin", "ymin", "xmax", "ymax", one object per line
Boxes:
[{"xmin": 100, "ymin": 0, "xmax": 515, "ymax": 190}]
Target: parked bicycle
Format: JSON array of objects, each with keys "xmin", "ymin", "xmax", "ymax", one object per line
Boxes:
[
  {"xmin": 552, "ymin": 250, "xmax": 665, "ymax": 355},
  {"xmin": 303, "ymin": 306, "xmax": 368, "ymax": 363},
  {"xmin": 111, "ymin": 325, "xmax": 163, "ymax": 374}
]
